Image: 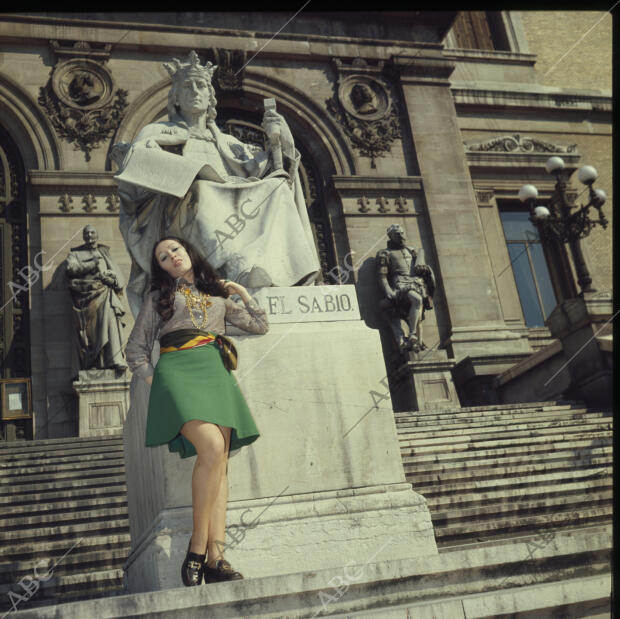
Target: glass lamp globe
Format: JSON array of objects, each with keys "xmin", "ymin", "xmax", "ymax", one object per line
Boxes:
[
  {"xmin": 533, "ymin": 206, "xmax": 551, "ymax": 219},
  {"xmin": 545, "ymin": 156, "xmax": 565, "ymax": 174},
  {"xmin": 518, "ymin": 184, "xmax": 539, "ymax": 202},
  {"xmin": 577, "ymin": 165, "xmax": 598, "ymax": 185},
  {"xmin": 593, "ymin": 188, "xmax": 607, "ymax": 206}
]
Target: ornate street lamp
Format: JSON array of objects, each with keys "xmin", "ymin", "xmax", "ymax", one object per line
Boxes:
[{"xmin": 518, "ymin": 156, "xmax": 608, "ymax": 294}]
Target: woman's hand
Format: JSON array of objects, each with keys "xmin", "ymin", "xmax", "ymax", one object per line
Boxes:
[
  {"xmin": 220, "ymin": 279, "xmax": 251, "ymax": 304},
  {"xmin": 145, "ymin": 376, "xmax": 153, "ymax": 386}
]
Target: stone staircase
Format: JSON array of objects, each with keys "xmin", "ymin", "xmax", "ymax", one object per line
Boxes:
[
  {"xmin": 395, "ymin": 400, "xmax": 613, "ymax": 550},
  {"xmin": 0, "ymin": 400, "xmax": 612, "ymax": 618},
  {"xmin": 0, "ymin": 435, "xmax": 130, "ymax": 614}
]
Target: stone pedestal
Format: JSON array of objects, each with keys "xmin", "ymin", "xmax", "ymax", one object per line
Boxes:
[
  {"xmin": 391, "ymin": 349, "xmax": 460, "ymax": 412},
  {"xmin": 545, "ymin": 291, "xmax": 613, "ymax": 407},
  {"xmin": 73, "ymin": 368, "xmax": 131, "ymax": 437},
  {"xmin": 122, "ymin": 286, "xmax": 438, "ymax": 593}
]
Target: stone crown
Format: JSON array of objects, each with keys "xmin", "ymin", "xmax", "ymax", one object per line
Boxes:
[{"xmin": 164, "ymin": 50, "xmax": 217, "ymax": 83}]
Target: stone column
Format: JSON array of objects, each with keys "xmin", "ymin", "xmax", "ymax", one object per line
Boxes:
[{"xmin": 392, "ymin": 50, "xmax": 530, "ymax": 361}]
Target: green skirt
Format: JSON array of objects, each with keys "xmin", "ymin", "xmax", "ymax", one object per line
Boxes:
[{"xmin": 145, "ymin": 341, "xmax": 260, "ymax": 459}]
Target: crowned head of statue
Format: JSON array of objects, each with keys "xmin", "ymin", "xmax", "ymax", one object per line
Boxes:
[{"xmin": 164, "ymin": 51, "xmax": 219, "ymax": 124}]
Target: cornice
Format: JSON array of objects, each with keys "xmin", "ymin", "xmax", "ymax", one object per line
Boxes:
[
  {"xmin": 452, "ymin": 85, "xmax": 612, "ymax": 113},
  {"xmin": 0, "ymin": 14, "xmax": 442, "ymax": 61}
]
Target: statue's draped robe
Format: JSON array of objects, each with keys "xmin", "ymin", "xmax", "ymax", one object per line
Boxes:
[
  {"xmin": 116, "ymin": 119, "xmax": 321, "ymax": 318},
  {"xmin": 66, "ymin": 244, "xmax": 127, "ymax": 378}
]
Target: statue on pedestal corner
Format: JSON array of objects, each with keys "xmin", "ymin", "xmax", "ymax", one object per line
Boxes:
[
  {"xmin": 65, "ymin": 224, "xmax": 128, "ymax": 378},
  {"xmin": 376, "ymin": 224, "xmax": 436, "ymax": 355}
]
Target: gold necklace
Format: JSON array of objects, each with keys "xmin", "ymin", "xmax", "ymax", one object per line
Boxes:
[{"xmin": 179, "ymin": 284, "xmax": 212, "ymax": 330}]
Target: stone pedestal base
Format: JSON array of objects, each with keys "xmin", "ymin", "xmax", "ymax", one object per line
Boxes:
[
  {"xmin": 73, "ymin": 368, "xmax": 130, "ymax": 437},
  {"xmin": 124, "ymin": 482, "xmax": 436, "ymax": 593},
  {"xmin": 545, "ymin": 291, "xmax": 613, "ymax": 407},
  {"xmin": 391, "ymin": 350, "xmax": 460, "ymax": 411},
  {"xmin": 122, "ymin": 310, "xmax": 438, "ymax": 593}
]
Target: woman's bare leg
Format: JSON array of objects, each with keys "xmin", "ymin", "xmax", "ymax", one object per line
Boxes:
[
  {"xmin": 206, "ymin": 425, "xmax": 232, "ymax": 567},
  {"xmin": 179, "ymin": 420, "xmax": 226, "ymax": 555}
]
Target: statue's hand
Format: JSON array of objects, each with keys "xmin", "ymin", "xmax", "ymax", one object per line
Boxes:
[
  {"xmin": 138, "ymin": 138, "xmax": 163, "ymax": 149},
  {"xmin": 261, "ymin": 110, "xmax": 294, "ymax": 152}
]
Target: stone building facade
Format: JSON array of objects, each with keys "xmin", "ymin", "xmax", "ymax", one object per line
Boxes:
[{"xmin": 0, "ymin": 11, "xmax": 612, "ymax": 440}]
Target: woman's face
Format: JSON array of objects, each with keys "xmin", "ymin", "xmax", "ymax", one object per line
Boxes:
[
  {"xmin": 177, "ymin": 76, "xmax": 211, "ymax": 116},
  {"xmin": 155, "ymin": 239, "xmax": 193, "ymax": 280}
]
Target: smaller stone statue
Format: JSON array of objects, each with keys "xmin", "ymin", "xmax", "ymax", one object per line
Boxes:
[
  {"xmin": 376, "ymin": 224, "xmax": 436, "ymax": 354},
  {"xmin": 65, "ymin": 225, "xmax": 128, "ymax": 378}
]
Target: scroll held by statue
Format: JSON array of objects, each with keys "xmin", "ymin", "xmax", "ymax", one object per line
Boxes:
[{"xmin": 115, "ymin": 145, "xmax": 227, "ymax": 198}]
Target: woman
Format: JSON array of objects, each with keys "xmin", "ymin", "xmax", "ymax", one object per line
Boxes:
[{"xmin": 124, "ymin": 235, "xmax": 269, "ymax": 587}]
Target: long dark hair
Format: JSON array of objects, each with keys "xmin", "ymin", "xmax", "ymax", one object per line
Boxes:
[{"xmin": 150, "ymin": 236, "xmax": 229, "ymax": 321}]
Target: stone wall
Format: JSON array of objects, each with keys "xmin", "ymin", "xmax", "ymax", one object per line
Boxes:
[{"xmin": 518, "ymin": 10, "xmax": 612, "ymax": 91}]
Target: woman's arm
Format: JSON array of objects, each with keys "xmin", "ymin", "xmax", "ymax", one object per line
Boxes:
[
  {"xmin": 125, "ymin": 291, "xmax": 162, "ymax": 381},
  {"xmin": 221, "ymin": 281, "xmax": 269, "ymax": 335}
]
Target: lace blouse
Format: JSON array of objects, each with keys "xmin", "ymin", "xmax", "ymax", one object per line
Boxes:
[{"xmin": 125, "ymin": 277, "xmax": 269, "ymax": 380}]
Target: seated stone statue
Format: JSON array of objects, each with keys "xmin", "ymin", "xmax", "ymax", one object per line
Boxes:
[
  {"xmin": 65, "ymin": 225, "xmax": 128, "ymax": 378},
  {"xmin": 112, "ymin": 50, "xmax": 320, "ymax": 318},
  {"xmin": 376, "ymin": 224, "xmax": 436, "ymax": 354}
]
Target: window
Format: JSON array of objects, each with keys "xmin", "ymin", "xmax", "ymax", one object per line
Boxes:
[
  {"xmin": 449, "ymin": 11, "xmax": 511, "ymax": 51},
  {"xmin": 499, "ymin": 210, "xmax": 557, "ymax": 327}
]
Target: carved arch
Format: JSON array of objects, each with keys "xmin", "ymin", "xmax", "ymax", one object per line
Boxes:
[{"xmin": 0, "ymin": 73, "xmax": 62, "ymax": 171}]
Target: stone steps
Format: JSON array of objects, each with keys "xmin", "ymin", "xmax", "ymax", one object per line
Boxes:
[
  {"xmin": 0, "ymin": 457, "xmax": 126, "ymax": 480},
  {"xmin": 1, "ymin": 495, "xmax": 128, "ymax": 519},
  {"xmin": 0, "ymin": 436, "xmax": 124, "ymax": 458},
  {"xmin": 405, "ymin": 452, "xmax": 611, "ymax": 486},
  {"xmin": 402, "ymin": 442, "xmax": 611, "ymax": 469},
  {"xmin": 0, "ymin": 472, "xmax": 128, "ymax": 496},
  {"xmin": 5, "ymin": 525, "xmax": 611, "ymax": 618},
  {"xmin": 0, "ymin": 441, "xmax": 123, "ymax": 471},
  {"xmin": 426, "ymin": 476, "xmax": 611, "ymax": 511},
  {"xmin": 0, "ymin": 484, "xmax": 128, "ymax": 507},
  {"xmin": 1, "ymin": 533, "xmax": 132, "ymax": 563},
  {"xmin": 0, "ymin": 506, "xmax": 130, "ymax": 532},
  {"xmin": 0, "ymin": 547, "xmax": 128, "ymax": 585},
  {"xmin": 1, "ymin": 568, "xmax": 125, "ymax": 613},
  {"xmin": 396, "ymin": 416, "xmax": 610, "ymax": 439},
  {"xmin": 398, "ymin": 421, "xmax": 611, "ymax": 449},
  {"xmin": 0, "ymin": 436, "xmax": 130, "ymax": 613},
  {"xmin": 395, "ymin": 401, "xmax": 613, "ymax": 549},
  {"xmin": 0, "ymin": 466, "xmax": 127, "ymax": 488},
  {"xmin": 394, "ymin": 407, "xmax": 603, "ymax": 429},
  {"xmin": 401, "ymin": 429, "xmax": 611, "ymax": 455}
]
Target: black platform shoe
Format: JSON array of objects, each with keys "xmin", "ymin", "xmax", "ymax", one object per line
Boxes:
[
  {"xmin": 181, "ymin": 538, "xmax": 206, "ymax": 586},
  {"xmin": 202, "ymin": 559, "xmax": 244, "ymax": 583}
]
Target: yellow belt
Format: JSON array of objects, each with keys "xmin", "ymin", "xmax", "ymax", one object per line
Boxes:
[{"xmin": 160, "ymin": 334, "xmax": 216, "ymax": 354}]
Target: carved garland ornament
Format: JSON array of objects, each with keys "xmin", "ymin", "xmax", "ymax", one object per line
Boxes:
[
  {"xmin": 465, "ymin": 134, "xmax": 577, "ymax": 153},
  {"xmin": 38, "ymin": 58, "xmax": 128, "ymax": 161},
  {"xmin": 327, "ymin": 74, "xmax": 401, "ymax": 168}
]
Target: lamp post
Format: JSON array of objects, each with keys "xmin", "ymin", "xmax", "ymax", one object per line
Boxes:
[{"xmin": 518, "ymin": 156, "xmax": 608, "ymax": 294}]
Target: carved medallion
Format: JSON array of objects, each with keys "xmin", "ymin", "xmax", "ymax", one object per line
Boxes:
[
  {"xmin": 327, "ymin": 71, "xmax": 401, "ymax": 168},
  {"xmin": 38, "ymin": 58, "xmax": 128, "ymax": 161}
]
